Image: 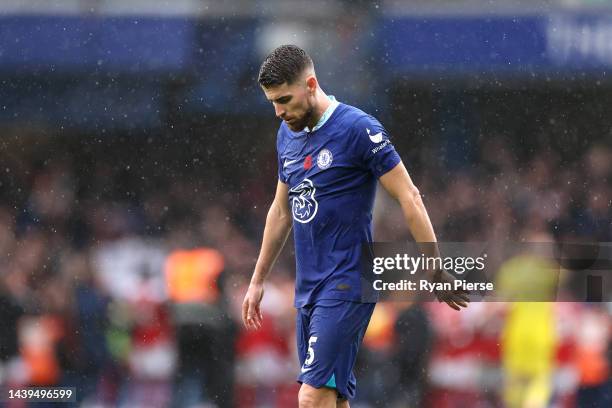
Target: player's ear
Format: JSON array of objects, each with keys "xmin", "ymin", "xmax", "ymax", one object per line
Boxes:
[{"xmin": 305, "ymin": 76, "xmax": 317, "ymax": 95}]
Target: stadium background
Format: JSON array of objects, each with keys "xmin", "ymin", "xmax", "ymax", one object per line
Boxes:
[{"xmin": 0, "ymin": 0, "xmax": 610, "ymax": 407}]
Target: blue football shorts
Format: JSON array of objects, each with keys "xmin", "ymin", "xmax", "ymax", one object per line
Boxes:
[{"xmin": 296, "ymin": 299, "xmax": 375, "ymax": 400}]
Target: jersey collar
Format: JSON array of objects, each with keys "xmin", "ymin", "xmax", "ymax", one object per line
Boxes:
[{"xmin": 304, "ymin": 95, "xmax": 339, "ymax": 133}]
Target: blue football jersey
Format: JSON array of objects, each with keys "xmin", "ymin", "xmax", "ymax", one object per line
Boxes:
[{"xmin": 277, "ymin": 102, "xmax": 401, "ymax": 307}]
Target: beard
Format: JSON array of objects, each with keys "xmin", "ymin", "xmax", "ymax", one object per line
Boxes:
[{"xmin": 286, "ymin": 105, "xmax": 315, "ymax": 132}]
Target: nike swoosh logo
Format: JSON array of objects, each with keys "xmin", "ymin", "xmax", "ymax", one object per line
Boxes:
[
  {"xmin": 369, "ymin": 132, "xmax": 383, "ymax": 143},
  {"xmin": 284, "ymin": 159, "xmax": 298, "ymax": 168},
  {"xmin": 301, "ymin": 366, "xmax": 313, "ymax": 373}
]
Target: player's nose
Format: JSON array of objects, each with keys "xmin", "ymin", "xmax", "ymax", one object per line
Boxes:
[{"xmin": 274, "ymin": 103, "xmax": 285, "ymax": 119}]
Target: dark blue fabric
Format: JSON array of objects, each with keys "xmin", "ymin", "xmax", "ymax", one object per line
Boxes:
[
  {"xmin": 276, "ymin": 103, "xmax": 401, "ymax": 307},
  {"xmin": 296, "ymin": 300, "xmax": 375, "ymax": 400}
]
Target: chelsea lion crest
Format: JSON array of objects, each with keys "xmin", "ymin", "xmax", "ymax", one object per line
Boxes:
[{"xmin": 317, "ymin": 149, "xmax": 333, "ymax": 169}]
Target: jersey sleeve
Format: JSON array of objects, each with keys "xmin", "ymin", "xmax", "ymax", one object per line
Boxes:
[
  {"xmin": 276, "ymin": 127, "xmax": 289, "ymax": 184},
  {"xmin": 351, "ymin": 114, "xmax": 401, "ymax": 178}
]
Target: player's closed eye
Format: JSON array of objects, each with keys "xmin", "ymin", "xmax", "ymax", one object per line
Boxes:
[{"xmin": 275, "ymin": 96, "xmax": 291, "ymax": 104}]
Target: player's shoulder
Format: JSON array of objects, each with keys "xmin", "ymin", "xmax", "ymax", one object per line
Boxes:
[
  {"xmin": 276, "ymin": 121, "xmax": 292, "ymax": 149},
  {"xmin": 335, "ymin": 103, "xmax": 383, "ymax": 131},
  {"xmin": 334, "ymin": 103, "xmax": 386, "ymax": 145},
  {"xmin": 276, "ymin": 120, "xmax": 289, "ymax": 137},
  {"xmin": 335, "ymin": 103, "xmax": 370, "ymax": 122}
]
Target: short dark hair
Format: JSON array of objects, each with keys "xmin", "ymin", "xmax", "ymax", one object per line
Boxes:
[{"xmin": 258, "ymin": 44, "xmax": 313, "ymax": 87}]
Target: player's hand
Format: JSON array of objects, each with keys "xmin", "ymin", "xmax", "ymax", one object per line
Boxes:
[
  {"xmin": 242, "ymin": 282, "xmax": 265, "ymax": 330},
  {"xmin": 432, "ymin": 269, "xmax": 470, "ymax": 311}
]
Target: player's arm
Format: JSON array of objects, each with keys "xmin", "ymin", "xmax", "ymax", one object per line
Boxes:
[
  {"xmin": 242, "ymin": 180, "xmax": 293, "ymax": 330},
  {"xmin": 379, "ymin": 161, "xmax": 437, "ymax": 244},
  {"xmin": 379, "ymin": 162, "xmax": 469, "ymax": 310}
]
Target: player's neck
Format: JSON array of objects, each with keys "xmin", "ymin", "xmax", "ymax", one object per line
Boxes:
[{"xmin": 307, "ymin": 90, "xmax": 332, "ymax": 130}]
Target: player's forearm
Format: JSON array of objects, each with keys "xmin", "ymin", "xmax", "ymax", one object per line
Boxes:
[
  {"xmin": 251, "ymin": 201, "xmax": 293, "ymax": 285},
  {"xmin": 398, "ymin": 191, "xmax": 448, "ymax": 284},
  {"xmin": 398, "ymin": 187, "xmax": 440, "ymax": 257}
]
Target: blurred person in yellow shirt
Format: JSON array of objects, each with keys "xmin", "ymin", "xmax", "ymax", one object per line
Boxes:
[{"xmin": 496, "ymin": 242, "xmax": 560, "ymax": 408}]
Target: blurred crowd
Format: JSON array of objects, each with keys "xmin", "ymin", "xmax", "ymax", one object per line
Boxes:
[{"xmin": 0, "ymin": 89, "xmax": 611, "ymax": 408}]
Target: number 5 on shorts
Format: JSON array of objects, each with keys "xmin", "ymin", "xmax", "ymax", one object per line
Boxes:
[{"xmin": 305, "ymin": 336, "xmax": 318, "ymax": 366}]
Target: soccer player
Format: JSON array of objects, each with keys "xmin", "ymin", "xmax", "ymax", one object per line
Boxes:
[{"xmin": 242, "ymin": 45, "xmax": 468, "ymax": 408}]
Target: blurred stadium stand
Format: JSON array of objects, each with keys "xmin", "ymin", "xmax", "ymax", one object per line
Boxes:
[{"xmin": 0, "ymin": 1, "xmax": 610, "ymax": 407}]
